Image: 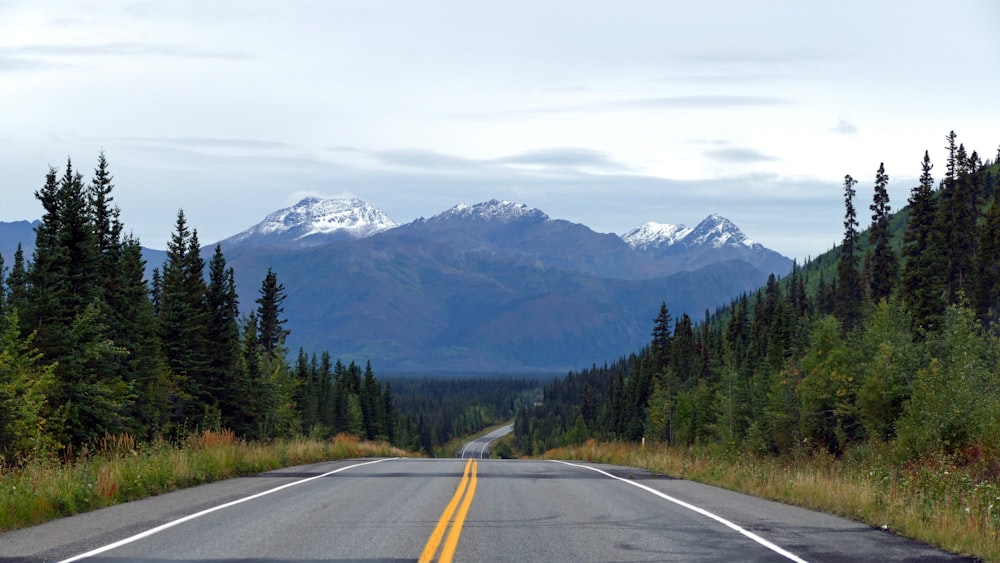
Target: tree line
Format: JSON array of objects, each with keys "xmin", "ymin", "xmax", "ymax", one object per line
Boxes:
[
  {"xmin": 0, "ymin": 154, "xmax": 407, "ymax": 463},
  {"xmin": 514, "ymin": 132, "xmax": 1000, "ymax": 461}
]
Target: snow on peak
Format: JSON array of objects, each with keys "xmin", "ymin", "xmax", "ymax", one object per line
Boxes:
[
  {"xmin": 621, "ymin": 214, "xmax": 755, "ymax": 250},
  {"xmin": 436, "ymin": 199, "xmax": 549, "ymax": 223},
  {"xmin": 686, "ymin": 213, "xmax": 754, "ymax": 248},
  {"xmin": 241, "ymin": 196, "xmax": 397, "ymax": 241},
  {"xmin": 621, "ymin": 222, "xmax": 691, "ymax": 250}
]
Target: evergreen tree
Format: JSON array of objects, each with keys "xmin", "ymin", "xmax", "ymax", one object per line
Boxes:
[
  {"xmin": 26, "ymin": 166, "xmax": 71, "ymax": 355},
  {"xmin": 116, "ymin": 237, "xmax": 172, "ymax": 437},
  {"xmin": 650, "ymin": 302, "xmax": 672, "ymax": 372},
  {"xmin": 6, "ymin": 245, "xmax": 27, "ymax": 315},
  {"xmin": 0, "ymin": 310, "xmax": 59, "ymax": 462},
  {"xmin": 868, "ymin": 163, "xmax": 897, "ymax": 302},
  {"xmin": 975, "ymin": 200, "xmax": 1000, "ymax": 323},
  {"xmin": 361, "ymin": 360, "xmax": 386, "ymax": 439},
  {"xmin": 835, "ymin": 174, "xmax": 862, "ymax": 331},
  {"xmin": 0, "ymin": 253, "xmax": 6, "ymax": 318},
  {"xmin": 158, "ymin": 210, "xmax": 212, "ymax": 428},
  {"xmin": 256, "ymin": 268, "xmax": 290, "ymax": 357},
  {"xmin": 205, "ymin": 245, "xmax": 243, "ymax": 430},
  {"xmin": 901, "ymin": 152, "xmax": 945, "ymax": 331},
  {"xmin": 88, "ymin": 151, "xmax": 123, "ymax": 304}
]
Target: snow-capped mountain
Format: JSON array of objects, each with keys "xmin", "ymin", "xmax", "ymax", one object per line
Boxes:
[
  {"xmin": 621, "ymin": 213, "xmax": 754, "ymax": 250},
  {"xmin": 620, "ymin": 213, "xmax": 788, "ymax": 278},
  {"xmin": 3, "ymin": 196, "xmax": 794, "ymax": 372},
  {"xmin": 221, "ymin": 196, "xmax": 397, "ymax": 249},
  {"xmin": 429, "ymin": 199, "xmax": 549, "ymax": 224},
  {"xmin": 683, "ymin": 213, "xmax": 754, "ymax": 248},
  {"xmin": 621, "ymin": 222, "xmax": 692, "ymax": 251}
]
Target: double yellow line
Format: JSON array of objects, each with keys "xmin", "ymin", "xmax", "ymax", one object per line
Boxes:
[{"xmin": 419, "ymin": 458, "xmax": 479, "ymax": 563}]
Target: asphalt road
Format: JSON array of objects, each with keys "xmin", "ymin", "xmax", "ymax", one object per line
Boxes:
[
  {"xmin": 0, "ymin": 457, "xmax": 972, "ymax": 562},
  {"xmin": 457, "ymin": 425, "xmax": 513, "ymax": 459}
]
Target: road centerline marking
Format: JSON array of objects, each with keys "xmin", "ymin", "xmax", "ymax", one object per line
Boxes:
[
  {"xmin": 56, "ymin": 458, "xmax": 395, "ymax": 563},
  {"xmin": 552, "ymin": 460, "xmax": 808, "ymax": 563},
  {"xmin": 440, "ymin": 460, "xmax": 477, "ymax": 562},
  {"xmin": 419, "ymin": 458, "xmax": 478, "ymax": 563}
]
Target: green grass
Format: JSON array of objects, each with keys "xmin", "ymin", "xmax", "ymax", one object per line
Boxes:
[
  {"xmin": 0, "ymin": 430, "xmax": 412, "ymax": 532},
  {"xmin": 541, "ymin": 440, "xmax": 1000, "ymax": 561}
]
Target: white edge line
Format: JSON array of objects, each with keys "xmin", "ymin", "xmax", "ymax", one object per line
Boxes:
[
  {"xmin": 57, "ymin": 457, "xmax": 396, "ymax": 563},
  {"xmin": 551, "ymin": 460, "xmax": 808, "ymax": 563}
]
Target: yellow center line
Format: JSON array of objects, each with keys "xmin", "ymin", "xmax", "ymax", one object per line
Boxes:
[
  {"xmin": 419, "ymin": 459, "xmax": 478, "ymax": 563},
  {"xmin": 439, "ymin": 459, "xmax": 477, "ymax": 563}
]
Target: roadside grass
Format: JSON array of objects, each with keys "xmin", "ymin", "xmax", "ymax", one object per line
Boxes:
[
  {"xmin": 542, "ymin": 440, "xmax": 1000, "ymax": 562},
  {"xmin": 0, "ymin": 430, "xmax": 411, "ymax": 533}
]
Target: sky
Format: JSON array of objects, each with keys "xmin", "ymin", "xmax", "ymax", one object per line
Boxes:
[{"xmin": 2, "ymin": 1, "xmax": 998, "ymax": 261}]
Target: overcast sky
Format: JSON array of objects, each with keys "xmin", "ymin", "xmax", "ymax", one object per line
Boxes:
[{"xmin": 2, "ymin": 1, "xmax": 998, "ymax": 260}]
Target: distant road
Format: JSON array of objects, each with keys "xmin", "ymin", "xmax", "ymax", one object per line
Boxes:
[
  {"xmin": 0, "ymin": 458, "xmax": 971, "ymax": 562},
  {"xmin": 458, "ymin": 424, "xmax": 513, "ymax": 459}
]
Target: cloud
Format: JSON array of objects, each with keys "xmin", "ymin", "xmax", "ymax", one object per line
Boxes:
[
  {"xmin": 0, "ymin": 55, "xmax": 69, "ymax": 73},
  {"xmin": 704, "ymin": 147, "xmax": 779, "ymax": 163},
  {"xmin": 1, "ymin": 42, "xmax": 252, "ymax": 62},
  {"xmin": 612, "ymin": 95, "xmax": 792, "ymax": 109},
  {"xmin": 119, "ymin": 137, "xmax": 292, "ymax": 151},
  {"xmin": 494, "ymin": 148, "xmax": 629, "ymax": 172},
  {"xmin": 831, "ymin": 119, "xmax": 858, "ymax": 135},
  {"xmin": 372, "ymin": 149, "xmax": 477, "ymax": 170}
]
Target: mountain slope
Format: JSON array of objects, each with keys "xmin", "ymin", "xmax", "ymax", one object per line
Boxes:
[
  {"xmin": 0, "ymin": 220, "xmax": 38, "ymax": 263},
  {"xmin": 219, "ymin": 196, "xmax": 397, "ymax": 249},
  {"xmin": 2, "ymin": 198, "xmax": 793, "ymax": 372},
  {"xmin": 217, "ymin": 200, "xmax": 791, "ymax": 371}
]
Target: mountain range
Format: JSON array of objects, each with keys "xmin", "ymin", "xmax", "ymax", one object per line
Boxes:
[{"xmin": 1, "ymin": 198, "xmax": 792, "ymax": 372}]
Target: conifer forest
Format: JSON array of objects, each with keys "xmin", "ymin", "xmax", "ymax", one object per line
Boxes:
[{"xmin": 514, "ymin": 132, "xmax": 1000, "ymax": 463}]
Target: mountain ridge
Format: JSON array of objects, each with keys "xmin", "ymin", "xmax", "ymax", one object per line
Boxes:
[{"xmin": 1, "ymin": 197, "xmax": 793, "ymax": 372}]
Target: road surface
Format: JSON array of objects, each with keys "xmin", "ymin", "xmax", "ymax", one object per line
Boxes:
[
  {"xmin": 0, "ymin": 457, "xmax": 971, "ymax": 562},
  {"xmin": 458, "ymin": 424, "xmax": 513, "ymax": 459}
]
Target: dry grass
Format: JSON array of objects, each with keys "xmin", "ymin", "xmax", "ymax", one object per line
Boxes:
[
  {"xmin": 0, "ymin": 431, "xmax": 413, "ymax": 532},
  {"xmin": 542, "ymin": 440, "xmax": 1000, "ymax": 561}
]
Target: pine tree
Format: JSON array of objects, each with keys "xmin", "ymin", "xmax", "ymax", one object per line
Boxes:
[
  {"xmin": 6, "ymin": 245, "xmax": 27, "ymax": 315},
  {"xmin": 650, "ymin": 302, "xmax": 672, "ymax": 373},
  {"xmin": 158, "ymin": 210, "xmax": 212, "ymax": 427},
  {"xmin": 937, "ymin": 133, "xmax": 978, "ymax": 302},
  {"xmin": 835, "ymin": 174, "xmax": 862, "ymax": 331},
  {"xmin": 205, "ymin": 245, "xmax": 243, "ymax": 429},
  {"xmin": 26, "ymin": 166, "xmax": 70, "ymax": 354},
  {"xmin": 361, "ymin": 360, "xmax": 386, "ymax": 439},
  {"xmin": 116, "ymin": 236, "xmax": 171, "ymax": 437},
  {"xmin": 0, "ymin": 253, "xmax": 6, "ymax": 318},
  {"xmin": 901, "ymin": 152, "xmax": 945, "ymax": 331},
  {"xmin": 868, "ymin": 163, "xmax": 897, "ymax": 302},
  {"xmin": 256, "ymin": 267, "xmax": 290, "ymax": 357},
  {"xmin": 88, "ymin": 151, "xmax": 123, "ymax": 304},
  {"xmin": 974, "ymin": 200, "xmax": 1000, "ymax": 323}
]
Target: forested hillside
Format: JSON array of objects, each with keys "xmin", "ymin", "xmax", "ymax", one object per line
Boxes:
[
  {"xmin": 515, "ymin": 132, "xmax": 1000, "ymax": 462},
  {"xmin": 0, "ymin": 153, "xmax": 519, "ymax": 462}
]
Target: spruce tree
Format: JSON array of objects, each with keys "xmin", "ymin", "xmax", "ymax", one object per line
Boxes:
[
  {"xmin": 650, "ymin": 302, "xmax": 672, "ymax": 373},
  {"xmin": 158, "ymin": 210, "xmax": 212, "ymax": 427},
  {"xmin": 7, "ymin": 245, "xmax": 27, "ymax": 315},
  {"xmin": 901, "ymin": 152, "xmax": 945, "ymax": 331},
  {"xmin": 205, "ymin": 245, "xmax": 242, "ymax": 429},
  {"xmin": 256, "ymin": 267, "xmax": 290, "ymax": 357},
  {"xmin": 88, "ymin": 151, "xmax": 123, "ymax": 304},
  {"xmin": 835, "ymin": 174, "xmax": 862, "ymax": 331},
  {"xmin": 975, "ymin": 200, "xmax": 1000, "ymax": 323},
  {"xmin": 868, "ymin": 162, "xmax": 898, "ymax": 302},
  {"xmin": 0, "ymin": 253, "xmax": 6, "ymax": 318}
]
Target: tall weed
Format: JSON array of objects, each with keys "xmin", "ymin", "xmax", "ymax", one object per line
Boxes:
[
  {"xmin": 0, "ymin": 432, "xmax": 410, "ymax": 533},
  {"xmin": 542, "ymin": 440, "xmax": 1000, "ymax": 561}
]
